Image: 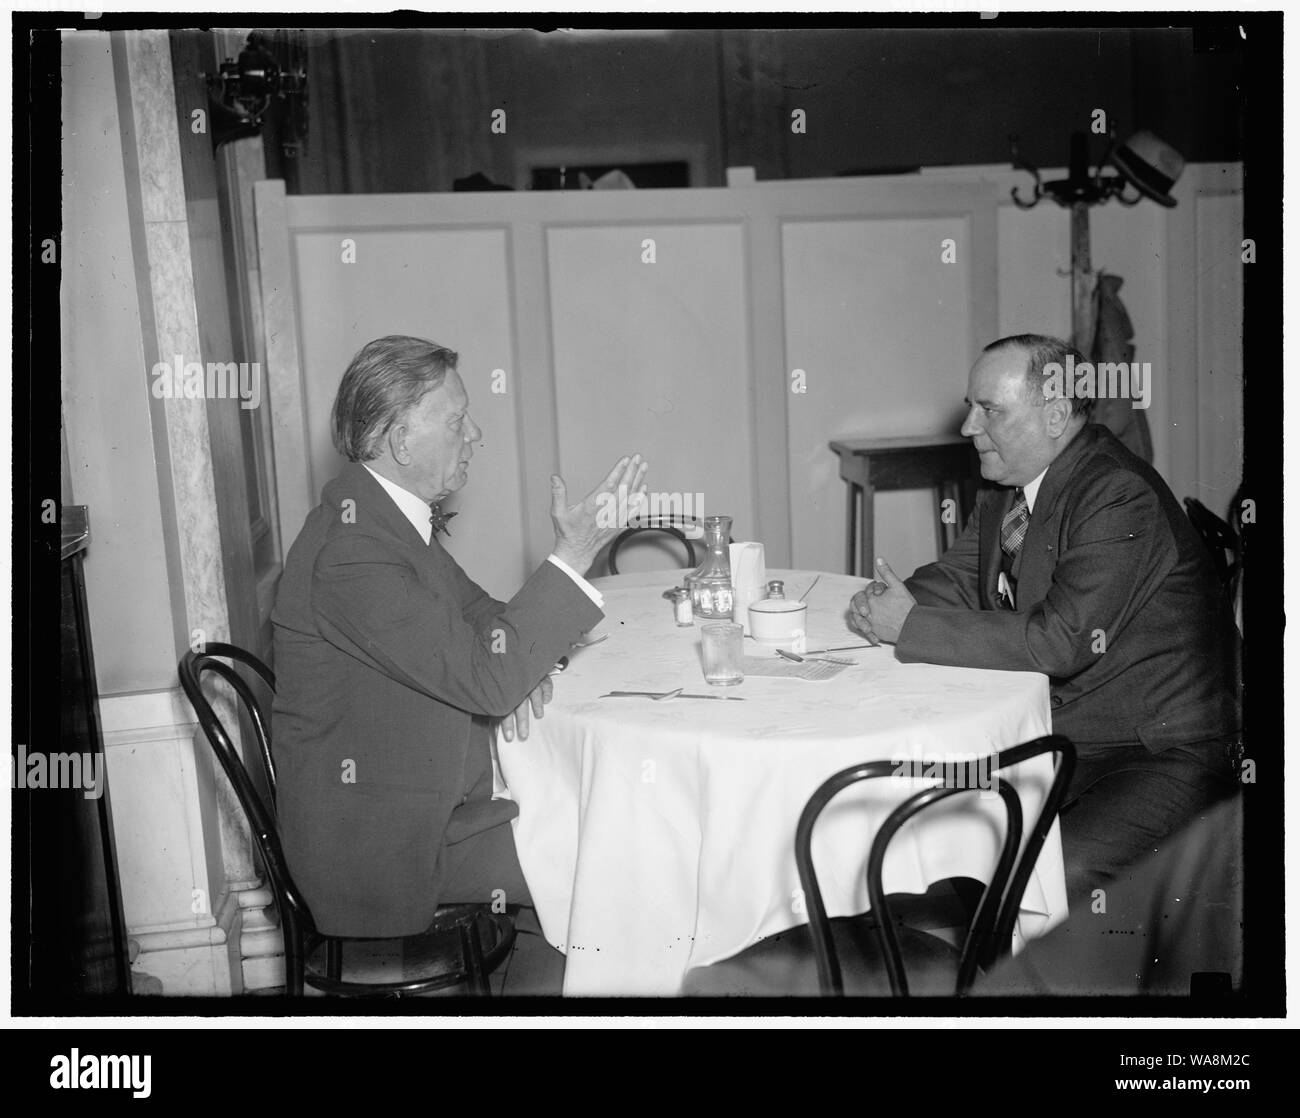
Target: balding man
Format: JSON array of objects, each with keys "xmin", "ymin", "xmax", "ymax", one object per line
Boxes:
[{"xmin": 851, "ymin": 334, "xmax": 1240, "ymax": 904}]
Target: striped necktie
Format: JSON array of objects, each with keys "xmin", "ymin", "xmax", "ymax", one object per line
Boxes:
[{"xmin": 1000, "ymin": 489, "xmax": 1029, "ymax": 562}]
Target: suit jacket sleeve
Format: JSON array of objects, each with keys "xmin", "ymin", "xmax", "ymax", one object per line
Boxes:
[
  {"xmin": 439, "ymin": 545, "xmax": 508, "ymax": 628},
  {"xmin": 897, "ymin": 474, "xmax": 1174, "ymax": 678},
  {"xmin": 905, "ymin": 493, "xmax": 986, "ymax": 610},
  {"xmin": 445, "ymin": 549, "xmax": 591, "ymax": 634},
  {"xmin": 311, "ymin": 532, "xmax": 602, "ymax": 717}
]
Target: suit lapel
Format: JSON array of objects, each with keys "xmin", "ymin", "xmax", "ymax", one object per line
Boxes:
[
  {"xmin": 325, "ymin": 462, "xmax": 425, "ymax": 545},
  {"xmin": 324, "ymin": 463, "xmax": 448, "ymax": 592},
  {"xmin": 1013, "ymin": 425, "xmax": 1103, "ymax": 608},
  {"xmin": 336, "ymin": 468, "xmax": 474, "ymax": 605},
  {"xmin": 1025, "ymin": 424, "xmax": 1102, "ymax": 526},
  {"xmin": 980, "ymin": 489, "xmax": 1008, "ymax": 608}
]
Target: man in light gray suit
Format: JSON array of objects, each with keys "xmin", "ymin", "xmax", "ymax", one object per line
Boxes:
[{"xmin": 272, "ymin": 335, "xmax": 648, "ymax": 937}]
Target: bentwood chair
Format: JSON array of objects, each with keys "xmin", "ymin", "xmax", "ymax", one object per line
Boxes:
[
  {"xmin": 683, "ymin": 735, "xmax": 1076, "ymax": 996},
  {"xmin": 178, "ymin": 643, "xmax": 515, "ymax": 996},
  {"xmin": 1183, "ymin": 497, "xmax": 1240, "ymax": 591},
  {"xmin": 606, "ymin": 515, "xmax": 708, "ymax": 575},
  {"xmin": 1183, "ymin": 495, "xmax": 1245, "ymax": 682}
]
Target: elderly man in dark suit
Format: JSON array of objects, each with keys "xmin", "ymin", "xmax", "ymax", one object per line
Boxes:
[
  {"xmin": 850, "ymin": 334, "xmax": 1240, "ymax": 904},
  {"xmin": 272, "ymin": 335, "xmax": 647, "ymax": 938}
]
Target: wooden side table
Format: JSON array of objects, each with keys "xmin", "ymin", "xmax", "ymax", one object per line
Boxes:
[{"xmin": 829, "ymin": 435, "xmax": 981, "ymax": 576}]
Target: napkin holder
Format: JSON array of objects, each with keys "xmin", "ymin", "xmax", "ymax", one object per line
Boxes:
[{"xmin": 729, "ymin": 542, "xmax": 767, "ymax": 635}]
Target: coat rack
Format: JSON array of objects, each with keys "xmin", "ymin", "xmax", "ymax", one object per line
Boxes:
[{"xmin": 1009, "ymin": 130, "xmax": 1179, "ymax": 352}]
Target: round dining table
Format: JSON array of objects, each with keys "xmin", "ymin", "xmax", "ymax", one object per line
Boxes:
[{"xmin": 495, "ymin": 568, "xmax": 1064, "ymax": 996}]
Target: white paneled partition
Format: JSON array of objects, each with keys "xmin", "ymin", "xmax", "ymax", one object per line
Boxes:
[
  {"xmin": 548, "ymin": 222, "xmax": 757, "ymax": 545},
  {"xmin": 783, "ymin": 215, "xmax": 987, "ymax": 574},
  {"xmin": 290, "ymin": 226, "xmax": 525, "ymax": 596},
  {"xmin": 255, "ymin": 178, "xmax": 999, "ymax": 593}
]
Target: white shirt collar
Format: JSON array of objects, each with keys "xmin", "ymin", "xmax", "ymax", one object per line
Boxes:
[
  {"xmin": 362, "ymin": 465, "xmax": 606, "ymax": 608},
  {"xmin": 1022, "ymin": 467, "xmax": 1049, "ymax": 514},
  {"xmin": 363, "ymin": 464, "xmax": 433, "ymax": 544}
]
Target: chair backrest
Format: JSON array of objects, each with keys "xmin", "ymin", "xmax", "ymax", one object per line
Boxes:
[
  {"xmin": 177, "ymin": 644, "xmax": 316, "ymax": 941},
  {"xmin": 1183, "ymin": 497, "xmax": 1240, "ymax": 588},
  {"xmin": 794, "ymin": 734, "xmax": 1076, "ymax": 997},
  {"xmin": 606, "ymin": 516, "xmax": 705, "ymax": 575},
  {"xmin": 1229, "ymin": 491, "xmax": 1246, "ymax": 639},
  {"xmin": 182, "ymin": 644, "xmax": 278, "ymax": 795}
]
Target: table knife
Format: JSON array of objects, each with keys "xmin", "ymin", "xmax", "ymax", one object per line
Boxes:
[{"xmin": 599, "ymin": 690, "xmax": 745, "ymax": 701}]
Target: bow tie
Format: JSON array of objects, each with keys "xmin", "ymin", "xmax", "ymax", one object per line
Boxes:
[{"xmin": 429, "ymin": 503, "xmax": 458, "ymax": 538}]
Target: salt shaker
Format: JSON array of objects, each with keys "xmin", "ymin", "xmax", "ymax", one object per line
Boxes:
[
  {"xmin": 670, "ymin": 587, "xmax": 694, "ymax": 626},
  {"xmin": 766, "ymin": 580, "xmax": 785, "ymax": 600}
]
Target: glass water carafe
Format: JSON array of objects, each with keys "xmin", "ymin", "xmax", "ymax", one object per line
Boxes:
[{"xmin": 687, "ymin": 515, "xmax": 734, "ymax": 619}]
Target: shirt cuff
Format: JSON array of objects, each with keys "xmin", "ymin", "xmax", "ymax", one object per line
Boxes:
[{"xmin": 546, "ymin": 554, "xmax": 604, "ymax": 608}]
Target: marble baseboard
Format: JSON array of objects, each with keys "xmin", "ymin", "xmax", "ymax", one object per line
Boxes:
[
  {"xmin": 130, "ymin": 884, "xmax": 243, "ymax": 996},
  {"xmin": 100, "ymin": 686, "xmax": 251, "ymax": 995},
  {"xmin": 100, "ymin": 687, "xmax": 226, "ymax": 932},
  {"xmin": 100, "ymin": 687, "xmax": 289, "ymax": 996}
]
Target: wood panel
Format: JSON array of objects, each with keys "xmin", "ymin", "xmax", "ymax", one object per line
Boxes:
[
  {"xmin": 547, "ymin": 221, "xmax": 755, "ymax": 563},
  {"xmin": 784, "ymin": 215, "xmax": 982, "ymax": 575},
  {"xmin": 289, "ymin": 225, "xmax": 525, "ymax": 597}
]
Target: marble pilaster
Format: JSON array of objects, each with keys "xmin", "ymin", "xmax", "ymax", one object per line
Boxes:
[{"xmin": 113, "ymin": 29, "xmax": 267, "ymax": 993}]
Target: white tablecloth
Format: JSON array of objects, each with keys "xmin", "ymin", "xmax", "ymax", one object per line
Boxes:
[{"xmin": 496, "ymin": 570, "xmax": 1063, "ymax": 996}]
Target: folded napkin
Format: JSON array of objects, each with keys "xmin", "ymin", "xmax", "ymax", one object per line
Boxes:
[
  {"xmin": 741, "ymin": 656, "xmax": 847, "ymax": 681},
  {"xmin": 729, "ymin": 541, "xmax": 767, "ymax": 634}
]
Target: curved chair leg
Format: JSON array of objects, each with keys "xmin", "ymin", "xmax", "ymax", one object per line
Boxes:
[
  {"xmin": 284, "ymin": 925, "xmax": 305, "ymax": 998},
  {"xmin": 465, "ymin": 919, "xmax": 491, "ymax": 995}
]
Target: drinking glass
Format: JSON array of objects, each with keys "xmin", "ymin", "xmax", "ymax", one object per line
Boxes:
[{"xmin": 701, "ymin": 622, "xmax": 744, "ymax": 686}]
